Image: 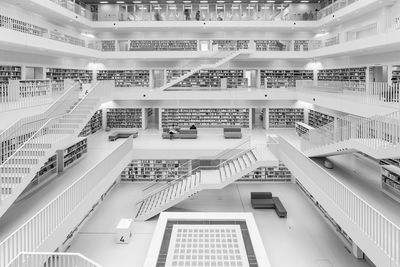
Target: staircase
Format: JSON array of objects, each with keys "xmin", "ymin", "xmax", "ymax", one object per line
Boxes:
[
  {"xmin": 159, "ymin": 49, "xmax": 248, "ymax": 91},
  {"xmin": 301, "ymin": 111, "xmax": 400, "ymax": 159},
  {"xmin": 0, "ymin": 81, "xmax": 110, "ymax": 218},
  {"xmin": 135, "ymin": 144, "xmax": 277, "ymax": 221}
]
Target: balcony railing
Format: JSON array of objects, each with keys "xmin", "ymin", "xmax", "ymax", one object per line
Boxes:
[
  {"xmin": 8, "ymin": 252, "xmax": 101, "ymax": 267},
  {"xmin": 47, "ymin": 0, "xmax": 362, "ymax": 22},
  {"xmin": 296, "ymin": 80, "xmax": 400, "ymax": 108},
  {"xmin": 0, "ymin": 80, "xmax": 66, "ymax": 112}
]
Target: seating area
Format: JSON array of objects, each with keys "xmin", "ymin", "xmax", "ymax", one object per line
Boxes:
[
  {"xmin": 223, "ymin": 127, "xmax": 242, "ymax": 139},
  {"xmin": 162, "ymin": 127, "xmax": 198, "ymax": 139},
  {"xmin": 251, "ymin": 192, "xmax": 287, "ymax": 218},
  {"xmin": 108, "ymin": 131, "xmax": 138, "ymax": 141}
]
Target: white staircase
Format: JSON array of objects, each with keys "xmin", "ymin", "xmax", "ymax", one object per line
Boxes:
[
  {"xmin": 159, "ymin": 49, "xmax": 248, "ymax": 91},
  {"xmin": 0, "ymin": 82, "xmax": 109, "ymax": 218},
  {"xmin": 8, "ymin": 252, "xmax": 101, "ymax": 267},
  {"xmin": 301, "ymin": 111, "xmax": 400, "ymax": 159},
  {"xmin": 135, "ymin": 144, "xmax": 277, "ymax": 221}
]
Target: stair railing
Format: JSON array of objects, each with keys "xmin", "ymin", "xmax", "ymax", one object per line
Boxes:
[
  {"xmin": 301, "ymin": 110, "xmax": 400, "ymax": 152},
  {"xmin": 8, "ymin": 252, "xmax": 102, "ymax": 267},
  {"xmin": 0, "ymin": 81, "xmax": 106, "ymax": 206},
  {"xmin": 0, "ymin": 82, "xmax": 81, "ymax": 164},
  {"xmin": 136, "ymin": 137, "xmax": 253, "ymax": 204}
]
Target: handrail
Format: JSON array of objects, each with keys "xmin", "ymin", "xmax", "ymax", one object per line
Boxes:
[
  {"xmin": 136, "ymin": 138, "xmax": 253, "ymax": 204},
  {"xmin": 272, "ymin": 135, "xmax": 400, "ymax": 267},
  {"xmin": 0, "ymin": 82, "xmax": 80, "ymax": 163},
  {"xmin": 8, "ymin": 252, "xmax": 102, "ymax": 267},
  {"xmin": 0, "ymin": 81, "xmax": 79, "ymax": 138}
]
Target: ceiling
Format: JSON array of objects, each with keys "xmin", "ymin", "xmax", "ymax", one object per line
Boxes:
[{"xmin": 80, "ymin": 0, "xmax": 321, "ymax": 5}]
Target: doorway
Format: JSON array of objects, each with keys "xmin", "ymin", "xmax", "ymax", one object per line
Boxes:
[
  {"xmin": 145, "ymin": 108, "xmax": 159, "ymax": 129},
  {"xmin": 369, "ymin": 66, "xmax": 388, "ymax": 83},
  {"xmin": 152, "ymin": 70, "xmax": 164, "ymax": 88},
  {"xmin": 245, "ymin": 70, "xmax": 257, "ymax": 88},
  {"xmin": 252, "ymin": 108, "xmax": 265, "ymax": 129}
]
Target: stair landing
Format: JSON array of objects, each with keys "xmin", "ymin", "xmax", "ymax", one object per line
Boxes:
[{"xmin": 199, "ymin": 169, "xmax": 221, "ymax": 185}]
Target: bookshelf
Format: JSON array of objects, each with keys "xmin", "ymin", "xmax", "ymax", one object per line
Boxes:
[
  {"xmin": 255, "ymin": 40, "xmax": 292, "ymax": 51},
  {"xmin": 79, "ymin": 110, "xmax": 103, "ymax": 137},
  {"xmin": 268, "ymin": 108, "xmax": 304, "ymax": 128},
  {"xmin": 97, "ymin": 70, "xmax": 150, "ymax": 87},
  {"xmin": 238, "ymin": 162, "xmax": 292, "ymax": 182},
  {"xmin": 166, "ymin": 69, "xmax": 247, "ymax": 89},
  {"xmin": 308, "ymin": 110, "xmax": 335, "ymax": 128},
  {"xmin": 212, "ymin": 40, "xmax": 249, "ymax": 50},
  {"xmin": 46, "ymin": 68, "xmax": 93, "ymax": 83},
  {"xmin": 120, "ymin": 159, "xmax": 191, "ymax": 182},
  {"xmin": 0, "ymin": 14, "xmax": 47, "ymax": 37},
  {"xmin": 101, "ymin": 40, "xmax": 116, "ymax": 51},
  {"xmin": 19, "ymin": 80, "xmax": 50, "ymax": 98},
  {"xmin": 317, "ymin": 67, "xmax": 367, "ymax": 82},
  {"xmin": 1, "ymin": 131, "xmax": 36, "ymax": 164},
  {"xmin": 381, "ymin": 165, "xmax": 400, "ymax": 202},
  {"xmin": 260, "ymin": 70, "xmax": 313, "ymax": 88},
  {"xmin": 57, "ymin": 138, "xmax": 88, "ymax": 172},
  {"xmin": 295, "ymin": 122, "xmax": 314, "ymax": 138},
  {"xmin": 294, "ymin": 40, "xmax": 309, "ymax": 51},
  {"xmin": 161, "ymin": 108, "xmax": 250, "ymax": 128},
  {"xmin": 392, "ymin": 67, "xmax": 400, "ymax": 84},
  {"xmin": 0, "ymin": 65, "xmax": 22, "ymax": 83},
  {"xmin": 106, "ymin": 108, "xmax": 143, "ymax": 129},
  {"xmin": 129, "ymin": 40, "xmax": 198, "ymax": 51}
]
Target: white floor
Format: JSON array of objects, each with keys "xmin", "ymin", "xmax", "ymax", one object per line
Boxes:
[{"xmin": 68, "ymin": 182, "xmax": 369, "ymax": 267}]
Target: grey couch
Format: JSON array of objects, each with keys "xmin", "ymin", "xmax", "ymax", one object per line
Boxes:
[
  {"xmin": 161, "ymin": 128, "xmax": 197, "ymax": 139},
  {"xmin": 251, "ymin": 192, "xmax": 287, "ymax": 218},
  {"xmin": 223, "ymin": 128, "xmax": 242, "ymax": 139}
]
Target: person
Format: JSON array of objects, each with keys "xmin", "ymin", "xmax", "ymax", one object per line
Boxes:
[
  {"xmin": 154, "ymin": 12, "xmax": 162, "ymax": 21},
  {"xmin": 189, "ymin": 124, "xmax": 196, "ymax": 130},
  {"xmin": 195, "ymin": 11, "xmax": 200, "ymax": 21},
  {"xmin": 184, "ymin": 9, "xmax": 191, "ymax": 21},
  {"xmin": 217, "ymin": 13, "xmax": 223, "ymax": 21}
]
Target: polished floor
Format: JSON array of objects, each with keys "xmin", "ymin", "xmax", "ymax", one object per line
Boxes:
[{"xmin": 67, "ymin": 182, "xmax": 369, "ymax": 267}]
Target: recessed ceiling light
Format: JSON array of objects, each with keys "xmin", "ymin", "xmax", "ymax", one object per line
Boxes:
[
  {"xmin": 233, "ymin": 0, "xmax": 241, "ymax": 3},
  {"xmin": 116, "ymin": 1, "xmax": 125, "ymax": 3},
  {"xmin": 166, "ymin": 0, "xmax": 175, "ymax": 3},
  {"xmin": 266, "ymin": 0, "xmax": 275, "ymax": 3},
  {"xmin": 99, "ymin": 1, "xmax": 108, "ymax": 3},
  {"xmin": 216, "ymin": 0, "xmax": 224, "ymax": 2},
  {"xmin": 150, "ymin": 0, "xmax": 158, "ymax": 3},
  {"xmin": 284, "ymin": 0, "xmax": 292, "ymax": 2},
  {"xmin": 301, "ymin": 0, "xmax": 309, "ymax": 2},
  {"xmin": 200, "ymin": 0, "xmax": 208, "ymax": 3}
]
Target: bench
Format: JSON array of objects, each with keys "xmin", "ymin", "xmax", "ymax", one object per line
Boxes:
[
  {"xmin": 109, "ymin": 131, "xmax": 138, "ymax": 141},
  {"xmin": 161, "ymin": 128, "xmax": 197, "ymax": 139},
  {"xmin": 223, "ymin": 128, "xmax": 242, "ymax": 139},
  {"xmin": 272, "ymin": 197, "xmax": 287, "ymax": 218}
]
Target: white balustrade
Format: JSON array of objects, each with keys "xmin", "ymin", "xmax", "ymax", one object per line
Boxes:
[
  {"xmin": 271, "ymin": 136, "xmax": 400, "ymax": 267},
  {"xmin": 8, "ymin": 252, "xmax": 101, "ymax": 267},
  {"xmin": 0, "ymin": 81, "xmax": 114, "ymax": 267}
]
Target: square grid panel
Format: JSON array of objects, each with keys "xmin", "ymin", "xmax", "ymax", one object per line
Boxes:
[{"xmin": 166, "ymin": 225, "xmax": 249, "ymax": 267}]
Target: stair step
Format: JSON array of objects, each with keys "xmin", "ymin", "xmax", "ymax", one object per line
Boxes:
[
  {"xmin": 238, "ymin": 157, "xmax": 246, "ymax": 169},
  {"xmin": 16, "ymin": 149, "xmax": 46, "ymax": 157},
  {"xmin": 195, "ymin": 172, "xmax": 200, "ymax": 186},
  {"xmin": 7, "ymin": 157, "xmax": 39, "ymax": 165},
  {"xmin": 242, "ymin": 154, "xmax": 251, "ymax": 167},
  {"xmin": 52, "ymin": 123, "xmax": 80, "ymax": 129},
  {"xmin": 228, "ymin": 162, "xmax": 236, "ymax": 174},
  {"xmin": 224, "ymin": 164, "xmax": 231, "ymax": 178},
  {"xmin": 65, "ymin": 114, "xmax": 87, "ymax": 119},
  {"xmin": 24, "ymin": 143, "xmax": 52, "ymax": 149},
  {"xmin": 219, "ymin": 167, "xmax": 226, "ymax": 181},
  {"xmin": 48, "ymin": 129, "xmax": 75, "ymax": 134},
  {"xmin": 1, "ymin": 164, "xmax": 30, "ymax": 173},
  {"xmin": 58, "ymin": 118, "xmax": 84, "ymax": 124},
  {"xmin": 233, "ymin": 159, "xmax": 241, "ymax": 172},
  {"xmin": 247, "ymin": 151, "xmax": 257, "ymax": 163},
  {"xmin": 1, "ymin": 176, "xmax": 23, "ymax": 184}
]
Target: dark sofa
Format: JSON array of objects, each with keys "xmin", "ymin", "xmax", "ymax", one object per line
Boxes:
[{"xmin": 251, "ymin": 192, "xmax": 287, "ymax": 218}]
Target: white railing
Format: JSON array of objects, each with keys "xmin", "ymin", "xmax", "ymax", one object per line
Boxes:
[
  {"xmin": 300, "ymin": 110, "xmax": 400, "ymax": 153},
  {"xmin": 0, "ymin": 80, "xmax": 68, "ymax": 112},
  {"xmin": 296, "ymin": 80, "xmax": 400, "ymax": 108},
  {"xmin": 0, "ymin": 81, "xmax": 79, "ymax": 164},
  {"xmin": 8, "ymin": 252, "xmax": 101, "ymax": 267},
  {"xmin": 270, "ymin": 136, "xmax": 400, "ymax": 267},
  {"xmin": 0, "ymin": 82, "xmax": 113, "ymax": 267}
]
